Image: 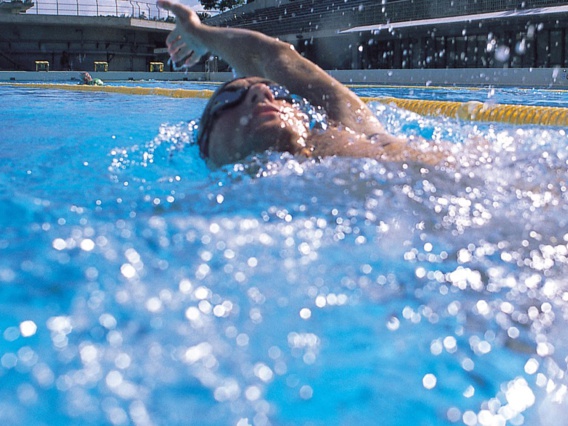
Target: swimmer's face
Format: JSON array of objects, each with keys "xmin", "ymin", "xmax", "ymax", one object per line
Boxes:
[{"xmin": 203, "ymin": 78, "xmax": 309, "ymax": 165}]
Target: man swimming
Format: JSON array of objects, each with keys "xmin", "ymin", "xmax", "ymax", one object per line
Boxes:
[
  {"xmin": 157, "ymin": 0, "xmax": 448, "ymax": 166},
  {"xmin": 80, "ymin": 72, "xmax": 104, "ymax": 86}
]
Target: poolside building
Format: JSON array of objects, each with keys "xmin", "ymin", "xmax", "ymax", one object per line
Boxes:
[
  {"xmin": 0, "ymin": 0, "xmax": 173, "ymax": 72},
  {"xmin": 2, "ymin": 0, "xmax": 568, "ymax": 86}
]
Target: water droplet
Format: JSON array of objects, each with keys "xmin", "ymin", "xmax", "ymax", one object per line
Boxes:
[{"xmin": 495, "ymin": 45, "xmax": 510, "ymax": 62}]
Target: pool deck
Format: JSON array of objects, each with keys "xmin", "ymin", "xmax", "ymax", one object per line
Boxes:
[{"xmin": 2, "ymin": 68, "xmax": 568, "ymax": 88}]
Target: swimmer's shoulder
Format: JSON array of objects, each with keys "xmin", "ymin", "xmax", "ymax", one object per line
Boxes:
[
  {"xmin": 307, "ymin": 127, "xmax": 393, "ymax": 159},
  {"xmin": 307, "ymin": 127, "xmax": 447, "ymax": 166}
]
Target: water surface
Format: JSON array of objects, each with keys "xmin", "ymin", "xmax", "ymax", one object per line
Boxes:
[{"xmin": 1, "ymin": 83, "xmax": 567, "ymax": 426}]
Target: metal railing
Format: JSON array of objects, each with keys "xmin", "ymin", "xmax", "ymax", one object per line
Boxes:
[{"xmin": 23, "ymin": 0, "xmax": 173, "ymax": 20}]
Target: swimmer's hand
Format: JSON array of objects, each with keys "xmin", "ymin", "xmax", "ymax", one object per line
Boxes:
[{"xmin": 157, "ymin": 0, "xmax": 208, "ymax": 70}]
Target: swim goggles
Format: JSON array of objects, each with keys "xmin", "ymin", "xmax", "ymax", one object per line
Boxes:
[{"xmin": 195, "ymin": 79, "xmax": 297, "ymax": 158}]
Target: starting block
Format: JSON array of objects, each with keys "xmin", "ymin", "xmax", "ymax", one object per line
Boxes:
[
  {"xmin": 94, "ymin": 61, "xmax": 108, "ymax": 72},
  {"xmin": 35, "ymin": 61, "xmax": 49, "ymax": 71},
  {"xmin": 150, "ymin": 62, "xmax": 164, "ymax": 72}
]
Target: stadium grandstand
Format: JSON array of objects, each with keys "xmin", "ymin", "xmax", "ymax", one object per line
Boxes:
[{"xmin": 205, "ymin": 0, "xmax": 568, "ymax": 71}]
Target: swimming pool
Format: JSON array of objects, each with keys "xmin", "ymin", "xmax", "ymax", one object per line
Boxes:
[{"xmin": 1, "ymin": 82, "xmax": 567, "ymax": 426}]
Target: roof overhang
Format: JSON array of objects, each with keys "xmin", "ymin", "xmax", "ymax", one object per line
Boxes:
[{"xmin": 340, "ymin": 5, "xmax": 568, "ymax": 34}]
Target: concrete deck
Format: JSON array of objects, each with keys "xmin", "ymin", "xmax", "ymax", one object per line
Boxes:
[
  {"xmin": 2, "ymin": 68, "xmax": 568, "ymax": 88},
  {"xmin": 0, "ymin": 71, "xmax": 231, "ymax": 82}
]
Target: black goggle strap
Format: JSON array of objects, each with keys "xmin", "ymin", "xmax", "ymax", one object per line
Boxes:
[
  {"xmin": 211, "ymin": 84, "xmax": 291, "ymax": 112},
  {"xmin": 209, "ymin": 87, "xmax": 248, "ymax": 115}
]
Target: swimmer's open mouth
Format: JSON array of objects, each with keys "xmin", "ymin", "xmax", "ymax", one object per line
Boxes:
[{"xmin": 253, "ymin": 104, "xmax": 280, "ymax": 117}]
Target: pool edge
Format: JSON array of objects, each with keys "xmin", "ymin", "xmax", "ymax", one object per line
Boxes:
[{"xmin": 1, "ymin": 68, "xmax": 568, "ymax": 89}]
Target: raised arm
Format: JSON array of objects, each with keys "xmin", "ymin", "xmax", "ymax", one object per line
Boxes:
[{"xmin": 157, "ymin": 0, "xmax": 385, "ymax": 136}]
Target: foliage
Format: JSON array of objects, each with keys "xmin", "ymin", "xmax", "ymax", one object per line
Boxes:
[{"xmin": 200, "ymin": 0, "xmax": 245, "ymax": 12}]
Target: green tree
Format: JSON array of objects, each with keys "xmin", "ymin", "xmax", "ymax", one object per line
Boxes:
[
  {"xmin": 200, "ymin": 0, "xmax": 245, "ymax": 12},
  {"xmin": 200, "ymin": 0, "xmax": 217, "ymax": 10}
]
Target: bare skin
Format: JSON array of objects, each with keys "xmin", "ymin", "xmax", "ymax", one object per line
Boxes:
[
  {"xmin": 206, "ymin": 78, "xmax": 314, "ymax": 164},
  {"xmin": 157, "ymin": 0, "xmax": 449, "ymax": 166}
]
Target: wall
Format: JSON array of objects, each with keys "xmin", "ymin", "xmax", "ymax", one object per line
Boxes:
[
  {"xmin": 329, "ymin": 67, "xmax": 568, "ymax": 88},
  {"xmin": 0, "ymin": 15, "xmax": 173, "ymax": 71},
  {"xmin": 3, "ymin": 68, "xmax": 568, "ymax": 89}
]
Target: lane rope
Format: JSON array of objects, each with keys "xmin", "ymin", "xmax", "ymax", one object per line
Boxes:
[
  {"xmin": 7, "ymin": 82, "xmax": 214, "ymax": 99},
  {"xmin": 365, "ymin": 97, "xmax": 568, "ymax": 126},
  {"xmin": 7, "ymin": 83, "xmax": 568, "ymax": 126}
]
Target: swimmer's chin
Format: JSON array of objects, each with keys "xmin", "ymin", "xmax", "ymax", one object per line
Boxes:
[{"xmin": 207, "ymin": 119, "xmax": 309, "ymax": 166}]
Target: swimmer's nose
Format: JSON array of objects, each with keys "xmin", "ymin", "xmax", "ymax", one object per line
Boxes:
[{"xmin": 246, "ymin": 83, "xmax": 274, "ymax": 104}]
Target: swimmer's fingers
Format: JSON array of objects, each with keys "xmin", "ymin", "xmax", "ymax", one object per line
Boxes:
[
  {"xmin": 157, "ymin": 0, "xmax": 190, "ymax": 19},
  {"xmin": 180, "ymin": 51, "xmax": 201, "ymax": 70},
  {"xmin": 165, "ymin": 28, "xmax": 181, "ymax": 47},
  {"xmin": 158, "ymin": 1, "xmax": 208, "ymax": 69},
  {"xmin": 169, "ymin": 50, "xmax": 191, "ymax": 69},
  {"xmin": 163, "ymin": 27, "xmax": 202, "ymax": 67},
  {"xmin": 166, "ymin": 46, "xmax": 201, "ymax": 70},
  {"xmin": 158, "ymin": 0, "xmax": 201, "ymax": 31},
  {"xmin": 166, "ymin": 31, "xmax": 185, "ymax": 55},
  {"xmin": 169, "ymin": 47, "xmax": 190, "ymax": 66},
  {"xmin": 168, "ymin": 56, "xmax": 196, "ymax": 71},
  {"xmin": 168, "ymin": 38, "xmax": 206, "ymax": 68}
]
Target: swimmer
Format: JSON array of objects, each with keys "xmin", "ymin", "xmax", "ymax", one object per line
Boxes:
[
  {"xmin": 157, "ymin": 0, "xmax": 449, "ymax": 166},
  {"xmin": 80, "ymin": 72, "xmax": 104, "ymax": 86}
]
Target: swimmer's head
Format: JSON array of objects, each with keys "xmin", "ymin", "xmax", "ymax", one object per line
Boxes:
[
  {"xmin": 196, "ymin": 77, "xmax": 297, "ymax": 160},
  {"xmin": 81, "ymin": 72, "xmax": 93, "ymax": 83}
]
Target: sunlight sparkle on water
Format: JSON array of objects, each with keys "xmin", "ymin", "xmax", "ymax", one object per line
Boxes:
[{"xmin": 3, "ymin": 85, "xmax": 568, "ymax": 426}]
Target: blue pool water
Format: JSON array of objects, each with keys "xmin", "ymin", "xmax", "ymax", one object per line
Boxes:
[{"xmin": 1, "ymin": 82, "xmax": 568, "ymax": 426}]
